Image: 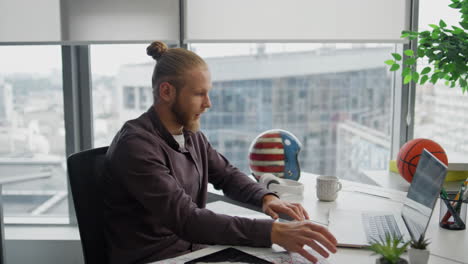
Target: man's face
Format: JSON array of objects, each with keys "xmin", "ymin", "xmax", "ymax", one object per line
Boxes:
[{"xmin": 171, "ymin": 67, "xmax": 212, "ymax": 132}]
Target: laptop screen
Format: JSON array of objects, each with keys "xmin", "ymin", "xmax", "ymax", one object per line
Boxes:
[{"xmin": 401, "ymin": 149, "xmax": 448, "ymax": 241}]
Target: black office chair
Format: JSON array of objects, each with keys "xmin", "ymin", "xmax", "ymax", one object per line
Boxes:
[{"xmin": 67, "ymin": 146, "xmax": 109, "ymax": 264}]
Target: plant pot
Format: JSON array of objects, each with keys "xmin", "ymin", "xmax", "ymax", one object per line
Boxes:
[
  {"xmin": 408, "ymin": 248, "xmax": 430, "ymax": 264},
  {"xmin": 376, "ymin": 257, "xmax": 408, "ymax": 264}
]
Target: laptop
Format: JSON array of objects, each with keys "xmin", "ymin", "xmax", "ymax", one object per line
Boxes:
[{"xmin": 328, "ymin": 149, "xmax": 448, "ymax": 247}]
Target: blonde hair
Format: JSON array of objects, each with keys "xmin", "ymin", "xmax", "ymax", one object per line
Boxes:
[{"xmin": 146, "ymin": 41, "xmax": 207, "ymax": 102}]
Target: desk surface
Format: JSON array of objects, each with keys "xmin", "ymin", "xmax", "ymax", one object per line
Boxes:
[
  {"xmin": 152, "ymin": 172, "xmax": 468, "ymax": 264},
  {"xmin": 363, "ymin": 170, "xmax": 464, "ymax": 193}
]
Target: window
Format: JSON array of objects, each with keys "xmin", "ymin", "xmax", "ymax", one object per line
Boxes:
[
  {"xmin": 0, "ymin": 46, "xmax": 68, "ymax": 223},
  {"xmin": 190, "ymin": 43, "xmax": 397, "ymax": 183},
  {"xmin": 123, "ymin": 86, "xmax": 136, "ymax": 109},
  {"xmin": 90, "ymin": 44, "xmax": 154, "ymax": 148},
  {"xmin": 413, "ymin": 0, "xmax": 468, "ymax": 163},
  {"xmin": 139, "ymin": 86, "xmax": 152, "ymax": 110}
]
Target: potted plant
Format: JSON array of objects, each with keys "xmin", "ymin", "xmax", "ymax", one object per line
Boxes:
[
  {"xmin": 408, "ymin": 235, "xmax": 431, "ymax": 264},
  {"xmin": 368, "ymin": 234, "xmax": 410, "ymax": 264},
  {"xmin": 384, "ymin": 0, "xmax": 467, "ymax": 93}
]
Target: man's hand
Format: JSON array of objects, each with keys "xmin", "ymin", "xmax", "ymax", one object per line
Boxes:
[
  {"xmin": 262, "ymin": 194, "xmax": 309, "ymax": 221},
  {"xmin": 271, "ymin": 221, "xmax": 338, "ymax": 263}
]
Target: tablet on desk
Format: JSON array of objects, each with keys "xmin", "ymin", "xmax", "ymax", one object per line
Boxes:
[{"xmin": 184, "ymin": 247, "xmax": 273, "ymax": 264}]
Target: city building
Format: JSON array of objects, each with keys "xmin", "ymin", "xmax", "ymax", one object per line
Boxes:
[
  {"xmin": 115, "ymin": 46, "xmax": 393, "ymax": 182},
  {"xmin": 0, "ymin": 77, "xmax": 13, "ymax": 126}
]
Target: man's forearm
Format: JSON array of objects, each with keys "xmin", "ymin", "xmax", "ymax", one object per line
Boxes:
[{"xmin": 222, "ymin": 175, "xmax": 275, "ymax": 207}]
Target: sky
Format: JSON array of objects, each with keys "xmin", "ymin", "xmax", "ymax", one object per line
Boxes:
[{"xmin": 0, "ymin": 0, "xmax": 461, "ymax": 77}]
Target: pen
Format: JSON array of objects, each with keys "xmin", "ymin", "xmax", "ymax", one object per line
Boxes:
[
  {"xmin": 462, "ymin": 179, "xmax": 468, "ymax": 201},
  {"xmin": 440, "ymin": 188, "xmax": 449, "ymax": 199},
  {"xmin": 441, "ymin": 180, "xmax": 467, "ymax": 223},
  {"xmin": 454, "ymin": 185, "xmax": 466, "ymax": 214}
]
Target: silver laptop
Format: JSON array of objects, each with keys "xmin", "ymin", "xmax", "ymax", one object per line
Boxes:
[{"xmin": 328, "ymin": 149, "xmax": 448, "ymax": 247}]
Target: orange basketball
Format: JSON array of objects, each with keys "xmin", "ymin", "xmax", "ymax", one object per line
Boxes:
[{"xmin": 397, "ymin": 138, "xmax": 448, "ymax": 183}]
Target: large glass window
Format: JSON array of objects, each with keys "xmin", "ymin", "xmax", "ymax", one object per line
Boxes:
[
  {"xmin": 0, "ymin": 46, "xmax": 67, "ymax": 223},
  {"xmin": 191, "ymin": 43, "xmax": 397, "ymax": 184},
  {"xmin": 123, "ymin": 86, "xmax": 136, "ymax": 109},
  {"xmin": 90, "ymin": 44, "xmax": 154, "ymax": 148},
  {"xmin": 414, "ymin": 0, "xmax": 468, "ymax": 163},
  {"xmin": 89, "ymin": 43, "xmax": 399, "ymax": 184}
]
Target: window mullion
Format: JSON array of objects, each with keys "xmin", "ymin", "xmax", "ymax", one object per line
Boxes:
[
  {"xmin": 391, "ymin": 0, "xmax": 419, "ymax": 159},
  {"xmin": 62, "ymin": 45, "xmax": 93, "ymax": 225}
]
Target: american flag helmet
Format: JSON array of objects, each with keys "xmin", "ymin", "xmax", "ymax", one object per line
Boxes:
[{"xmin": 249, "ymin": 129, "xmax": 302, "ymax": 181}]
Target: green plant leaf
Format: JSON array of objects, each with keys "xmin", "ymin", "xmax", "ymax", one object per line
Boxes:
[
  {"xmin": 404, "ymin": 74, "xmax": 413, "ymax": 84},
  {"xmin": 421, "ymin": 66, "xmax": 431, "ymax": 74},
  {"xmin": 420, "ymin": 31, "xmax": 431, "ymax": 38},
  {"xmin": 390, "ymin": 64, "xmax": 400, "ymax": 71},
  {"xmin": 368, "ymin": 234, "xmax": 409, "ymax": 263},
  {"xmin": 445, "ymin": 63, "xmax": 455, "ymax": 73},
  {"xmin": 420, "ymin": 75, "xmax": 429, "ymax": 85},
  {"xmin": 431, "ymin": 73, "xmax": 440, "ymax": 84},
  {"xmin": 439, "ymin": 19, "xmax": 447, "ymax": 28},
  {"xmin": 404, "ymin": 58, "xmax": 416, "ymax": 65},
  {"xmin": 460, "ymin": 21, "xmax": 468, "ymax": 30},
  {"xmin": 411, "ymin": 234, "xmax": 431, "ymax": 249},
  {"xmin": 386, "ymin": 6, "xmax": 466, "ymax": 94},
  {"xmin": 402, "ymin": 67, "xmax": 411, "ymax": 76},
  {"xmin": 404, "ymin": 49, "xmax": 414, "ymax": 56},
  {"xmin": 401, "ymin": 33, "xmax": 410, "ymax": 38},
  {"xmin": 452, "ymin": 27, "xmax": 464, "ymax": 34},
  {"xmin": 417, "ymin": 49, "xmax": 425, "ymax": 57},
  {"xmin": 460, "ymin": 78, "xmax": 467, "ymax": 88},
  {"xmin": 412, "ymin": 72, "xmax": 420, "ymax": 83},
  {"xmin": 392, "ymin": 53, "xmax": 402, "ymax": 61}
]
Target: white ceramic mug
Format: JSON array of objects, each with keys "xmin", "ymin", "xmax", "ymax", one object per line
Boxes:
[{"xmin": 316, "ymin": 175, "xmax": 342, "ymax": 201}]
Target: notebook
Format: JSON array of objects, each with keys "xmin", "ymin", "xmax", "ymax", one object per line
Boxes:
[{"xmin": 328, "ymin": 149, "xmax": 448, "ymax": 247}]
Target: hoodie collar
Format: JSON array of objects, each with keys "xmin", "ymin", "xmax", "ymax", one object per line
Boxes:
[{"xmin": 147, "ymin": 107, "xmax": 194, "ymax": 153}]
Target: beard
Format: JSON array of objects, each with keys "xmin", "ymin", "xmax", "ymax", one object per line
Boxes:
[{"xmin": 171, "ymin": 98, "xmax": 200, "ymax": 132}]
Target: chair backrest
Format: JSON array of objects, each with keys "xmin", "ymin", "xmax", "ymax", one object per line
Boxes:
[{"xmin": 67, "ymin": 146, "xmax": 109, "ymax": 264}]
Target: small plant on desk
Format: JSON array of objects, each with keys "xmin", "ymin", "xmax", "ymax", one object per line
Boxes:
[
  {"xmin": 408, "ymin": 235, "xmax": 431, "ymax": 264},
  {"xmin": 368, "ymin": 233, "xmax": 410, "ymax": 264}
]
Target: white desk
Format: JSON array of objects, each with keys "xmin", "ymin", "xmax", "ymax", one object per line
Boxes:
[
  {"xmin": 363, "ymin": 170, "xmax": 410, "ymax": 191},
  {"xmin": 363, "ymin": 170, "xmax": 464, "ymax": 194},
  {"xmin": 152, "ymin": 172, "xmax": 468, "ymax": 264}
]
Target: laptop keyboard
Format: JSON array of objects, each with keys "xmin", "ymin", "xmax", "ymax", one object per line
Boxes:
[
  {"xmin": 362, "ymin": 213, "xmax": 402, "ymax": 243},
  {"xmin": 405, "ymin": 218, "xmax": 425, "ymax": 238}
]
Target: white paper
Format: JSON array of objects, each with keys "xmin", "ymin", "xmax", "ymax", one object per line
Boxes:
[{"xmin": 342, "ymin": 186, "xmax": 406, "ymax": 203}]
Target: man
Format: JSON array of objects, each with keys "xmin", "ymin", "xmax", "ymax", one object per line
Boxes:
[{"xmin": 103, "ymin": 41, "xmax": 337, "ymax": 264}]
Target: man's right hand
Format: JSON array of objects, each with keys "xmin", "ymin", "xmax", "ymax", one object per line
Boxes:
[{"xmin": 271, "ymin": 221, "xmax": 338, "ymax": 263}]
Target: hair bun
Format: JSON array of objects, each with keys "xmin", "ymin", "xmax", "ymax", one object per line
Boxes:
[{"xmin": 147, "ymin": 41, "xmax": 168, "ymax": 60}]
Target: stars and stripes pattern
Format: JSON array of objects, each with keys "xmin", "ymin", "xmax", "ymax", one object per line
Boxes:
[{"xmin": 249, "ymin": 132, "xmax": 286, "ymax": 179}]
